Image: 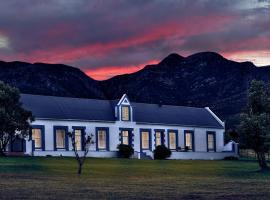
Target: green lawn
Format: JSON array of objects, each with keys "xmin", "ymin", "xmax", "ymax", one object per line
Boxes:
[{"xmin": 0, "ymin": 157, "xmax": 269, "ymax": 200}]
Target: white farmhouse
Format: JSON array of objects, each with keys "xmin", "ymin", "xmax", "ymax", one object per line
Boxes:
[{"xmin": 10, "ymin": 94, "xmax": 238, "ymax": 159}]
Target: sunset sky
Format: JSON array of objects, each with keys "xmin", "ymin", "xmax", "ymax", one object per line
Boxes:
[{"xmin": 0, "ymin": 0, "xmax": 269, "ymax": 80}]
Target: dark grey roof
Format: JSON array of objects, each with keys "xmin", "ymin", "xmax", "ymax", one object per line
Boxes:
[
  {"xmin": 21, "ymin": 94, "xmax": 115, "ymax": 122},
  {"xmin": 132, "ymin": 102, "xmax": 223, "ymax": 128},
  {"xmin": 20, "ymin": 94, "xmax": 224, "ymax": 129}
]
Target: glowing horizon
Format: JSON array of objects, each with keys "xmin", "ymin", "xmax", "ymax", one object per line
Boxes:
[{"xmin": 0, "ymin": 0, "xmax": 269, "ymax": 80}]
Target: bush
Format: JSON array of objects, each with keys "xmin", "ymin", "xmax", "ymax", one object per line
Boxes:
[
  {"xmin": 223, "ymin": 156, "xmax": 239, "ymax": 160},
  {"xmin": 117, "ymin": 144, "xmax": 134, "ymax": 158},
  {"xmin": 154, "ymin": 145, "xmax": 171, "ymax": 160}
]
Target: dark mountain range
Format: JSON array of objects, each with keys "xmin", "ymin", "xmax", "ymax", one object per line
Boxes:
[
  {"xmin": 1, "ymin": 52, "xmax": 270, "ymax": 126},
  {"xmin": 0, "ymin": 61, "xmax": 105, "ymax": 99},
  {"xmin": 101, "ymin": 52, "xmax": 267, "ymax": 121}
]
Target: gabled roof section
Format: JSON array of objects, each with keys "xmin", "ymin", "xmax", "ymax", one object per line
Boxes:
[
  {"xmin": 21, "ymin": 94, "xmax": 115, "ymax": 122},
  {"xmin": 132, "ymin": 103, "xmax": 224, "ymax": 128},
  {"xmin": 20, "ymin": 94, "xmax": 224, "ymax": 129},
  {"xmin": 205, "ymin": 107, "xmax": 224, "ymax": 128},
  {"xmin": 117, "ymin": 94, "xmax": 131, "ymax": 106}
]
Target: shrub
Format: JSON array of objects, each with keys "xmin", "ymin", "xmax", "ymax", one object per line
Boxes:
[
  {"xmin": 223, "ymin": 156, "xmax": 239, "ymax": 160},
  {"xmin": 117, "ymin": 144, "xmax": 134, "ymax": 158},
  {"xmin": 154, "ymin": 145, "xmax": 171, "ymax": 160}
]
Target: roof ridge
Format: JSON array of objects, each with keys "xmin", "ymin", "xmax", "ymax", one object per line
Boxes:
[
  {"xmin": 21, "ymin": 94, "xmax": 224, "ymax": 129},
  {"xmin": 21, "ymin": 93, "xmax": 206, "ymax": 109},
  {"xmin": 131, "ymin": 101, "xmax": 206, "ymax": 109}
]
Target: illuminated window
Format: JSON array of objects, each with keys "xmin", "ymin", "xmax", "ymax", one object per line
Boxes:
[
  {"xmin": 122, "ymin": 130, "xmax": 129, "ymax": 145},
  {"xmin": 155, "ymin": 132, "xmax": 161, "ymax": 146},
  {"xmin": 155, "ymin": 131, "xmax": 164, "ymax": 146},
  {"xmin": 168, "ymin": 131, "xmax": 177, "ymax": 150},
  {"xmin": 74, "ymin": 129, "xmax": 82, "ymax": 151},
  {"xmin": 141, "ymin": 130, "xmax": 150, "ymax": 149},
  {"xmin": 207, "ymin": 132, "xmax": 216, "ymax": 152},
  {"xmin": 185, "ymin": 132, "xmax": 194, "ymax": 151},
  {"xmin": 56, "ymin": 129, "xmax": 65, "ymax": 149},
  {"xmin": 121, "ymin": 106, "xmax": 130, "ymax": 121},
  {"xmin": 98, "ymin": 130, "xmax": 106, "ymax": 150},
  {"xmin": 32, "ymin": 128, "xmax": 42, "ymax": 149}
]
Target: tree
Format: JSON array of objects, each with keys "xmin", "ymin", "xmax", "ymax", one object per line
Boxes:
[
  {"xmin": 239, "ymin": 80, "xmax": 270, "ymax": 171},
  {"xmin": 68, "ymin": 131, "xmax": 94, "ymax": 175},
  {"xmin": 0, "ymin": 81, "xmax": 33, "ymax": 156},
  {"xmin": 226, "ymin": 129, "xmax": 240, "ymax": 143}
]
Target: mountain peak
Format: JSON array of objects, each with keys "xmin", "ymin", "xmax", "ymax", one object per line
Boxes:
[
  {"xmin": 187, "ymin": 51, "xmax": 225, "ymax": 61},
  {"xmin": 159, "ymin": 53, "xmax": 184, "ymax": 66}
]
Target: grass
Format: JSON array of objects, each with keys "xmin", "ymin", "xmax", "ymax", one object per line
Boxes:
[{"xmin": 0, "ymin": 157, "xmax": 270, "ymax": 199}]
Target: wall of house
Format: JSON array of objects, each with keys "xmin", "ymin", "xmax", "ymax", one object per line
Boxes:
[{"xmin": 24, "ymin": 118, "xmax": 230, "ymax": 159}]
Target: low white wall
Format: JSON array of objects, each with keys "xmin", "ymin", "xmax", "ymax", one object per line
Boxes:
[
  {"xmin": 32, "ymin": 150, "xmax": 117, "ymax": 158},
  {"xmin": 223, "ymin": 141, "xmax": 238, "ymax": 152},
  {"xmin": 169, "ymin": 151, "xmax": 238, "ymax": 160}
]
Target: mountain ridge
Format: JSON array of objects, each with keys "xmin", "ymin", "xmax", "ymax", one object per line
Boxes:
[
  {"xmin": 100, "ymin": 52, "xmax": 269, "ymax": 121},
  {"xmin": 1, "ymin": 51, "xmax": 270, "ymax": 126},
  {"xmin": 0, "ymin": 61, "xmax": 106, "ymax": 99}
]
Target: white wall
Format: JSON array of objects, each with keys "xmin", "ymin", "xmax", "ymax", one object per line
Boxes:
[
  {"xmin": 33, "ymin": 150, "xmax": 117, "ymax": 157},
  {"xmin": 169, "ymin": 151, "xmax": 238, "ymax": 160},
  {"xmin": 26, "ymin": 119, "xmax": 228, "ymax": 159}
]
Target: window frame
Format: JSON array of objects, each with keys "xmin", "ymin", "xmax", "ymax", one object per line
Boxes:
[
  {"xmin": 31, "ymin": 125, "xmax": 45, "ymax": 151},
  {"xmin": 167, "ymin": 130, "xmax": 178, "ymax": 150},
  {"xmin": 96, "ymin": 127, "xmax": 109, "ymax": 151},
  {"xmin": 121, "ymin": 106, "xmax": 130, "ymax": 121},
  {"xmin": 53, "ymin": 126, "xmax": 69, "ymax": 151},
  {"xmin": 207, "ymin": 131, "xmax": 216, "ymax": 152},
  {"xmin": 72, "ymin": 126, "xmax": 86, "ymax": 151},
  {"xmin": 119, "ymin": 128, "xmax": 133, "ymax": 146},
  {"xmin": 154, "ymin": 129, "xmax": 165, "ymax": 147},
  {"xmin": 121, "ymin": 130, "xmax": 129, "ymax": 145},
  {"xmin": 184, "ymin": 130, "xmax": 195, "ymax": 151},
  {"xmin": 140, "ymin": 129, "xmax": 151, "ymax": 150}
]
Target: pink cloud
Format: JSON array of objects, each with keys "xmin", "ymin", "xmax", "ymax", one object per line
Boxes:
[
  {"xmin": 6, "ymin": 14, "xmax": 233, "ymax": 64},
  {"xmin": 85, "ymin": 59, "xmax": 159, "ymax": 80}
]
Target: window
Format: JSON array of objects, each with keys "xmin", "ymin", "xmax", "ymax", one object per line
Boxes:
[
  {"xmin": 168, "ymin": 131, "xmax": 177, "ymax": 150},
  {"xmin": 122, "ymin": 130, "xmax": 129, "ymax": 145},
  {"xmin": 97, "ymin": 130, "xmax": 106, "ymax": 150},
  {"xmin": 185, "ymin": 131, "xmax": 194, "ymax": 151},
  {"xmin": 74, "ymin": 129, "xmax": 82, "ymax": 151},
  {"xmin": 207, "ymin": 132, "xmax": 216, "ymax": 152},
  {"xmin": 155, "ymin": 130, "xmax": 164, "ymax": 146},
  {"xmin": 141, "ymin": 130, "xmax": 150, "ymax": 150},
  {"xmin": 56, "ymin": 129, "xmax": 65, "ymax": 149},
  {"xmin": 96, "ymin": 128, "xmax": 109, "ymax": 151},
  {"xmin": 32, "ymin": 128, "xmax": 42, "ymax": 149},
  {"xmin": 155, "ymin": 132, "xmax": 161, "ymax": 146},
  {"xmin": 121, "ymin": 106, "xmax": 130, "ymax": 121}
]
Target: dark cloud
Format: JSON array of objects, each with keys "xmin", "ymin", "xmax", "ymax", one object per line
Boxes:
[{"xmin": 0, "ymin": 0, "xmax": 269, "ymax": 79}]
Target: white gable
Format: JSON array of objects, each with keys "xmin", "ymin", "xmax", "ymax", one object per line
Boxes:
[
  {"xmin": 115, "ymin": 94, "xmax": 133, "ymax": 121},
  {"xmin": 117, "ymin": 94, "xmax": 131, "ymax": 106}
]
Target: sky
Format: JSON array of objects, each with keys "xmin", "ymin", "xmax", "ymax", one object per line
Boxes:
[{"xmin": 0, "ymin": 0, "xmax": 269, "ymax": 80}]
